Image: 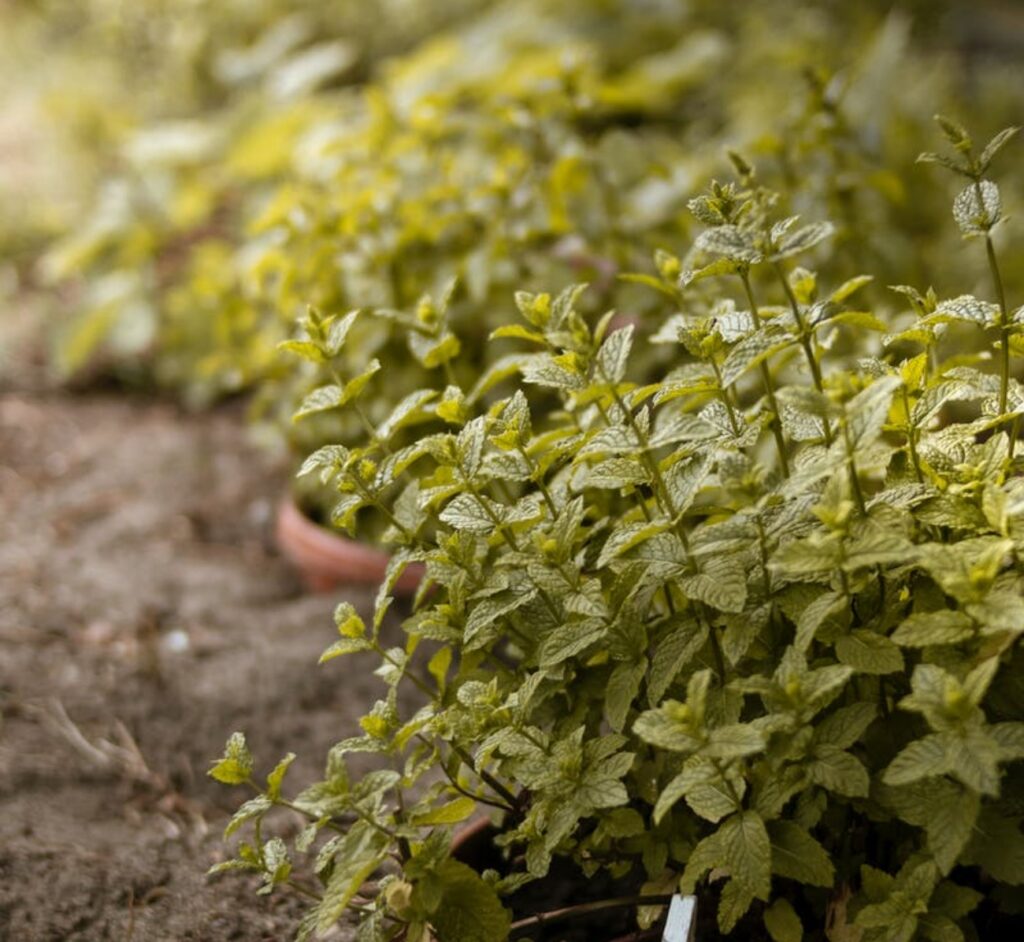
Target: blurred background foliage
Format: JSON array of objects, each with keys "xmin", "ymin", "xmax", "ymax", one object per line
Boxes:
[{"xmin": 2, "ymin": 0, "xmax": 1023, "ymax": 466}]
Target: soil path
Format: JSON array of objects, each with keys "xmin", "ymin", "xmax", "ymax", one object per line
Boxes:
[{"xmin": 0, "ymin": 391, "xmax": 373, "ymax": 940}]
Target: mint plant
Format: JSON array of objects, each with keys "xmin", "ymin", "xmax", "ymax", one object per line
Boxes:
[{"xmin": 212, "ymin": 119, "xmax": 1024, "ymax": 941}]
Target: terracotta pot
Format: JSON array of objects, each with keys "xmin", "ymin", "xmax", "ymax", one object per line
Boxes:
[{"xmin": 275, "ymin": 496, "xmax": 424, "ymax": 595}]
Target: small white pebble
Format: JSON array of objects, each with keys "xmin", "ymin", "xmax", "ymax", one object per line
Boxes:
[{"xmin": 162, "ymin": 629, "xmax": 190, "ymax": 654}]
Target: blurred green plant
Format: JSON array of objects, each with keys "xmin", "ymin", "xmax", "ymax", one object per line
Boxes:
[{"xmin": 31, "ymin": 1, "xmax": 1024, "ymax": 412}]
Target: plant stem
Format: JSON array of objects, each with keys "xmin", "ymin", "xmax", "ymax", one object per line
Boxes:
[
  {"xmin": 774, "ymin": 261, "xmax": 834, "ymax": 446},
  {"xmin": 508, "ymin": 894, "xmax": 675, "ymax": 935},
  {"xmin": 439, "ymin": 763, "xmax": 515, "ymax": 814},
  {"xmin": 286, "ymin": 879, "xmax": 322, "ymax": 902},
  {"xmin": 985, "ymin": 233, "xmax": 1018, "ymax": 456},
  {"xmin": 840, "ymin": 419, "xmax": 867, "ymax": 516},
  {"xmin": 709, "ymin": 621, "xmax": 728, "ymax": 682},
  {"xmin": 516, "ymin": 444, "xmax": 558, "ymax": 516},
  {"xmin": 373, "ymin": 642, "xmax": 436, "ymax": 700},
  {"xmin": 710, "ymin": 359, "xmax": 744, "ymax": 438},
  {"xmin": 900, "ymin": 386, "xmax": 924, "ymax": 484},
  {"xmin": 740, "ymin": 272, "xmax": 791, "ymax": 476},
  {"xmin": 448, "ymin": 741, "xmax": 520, "ymax": 808}
]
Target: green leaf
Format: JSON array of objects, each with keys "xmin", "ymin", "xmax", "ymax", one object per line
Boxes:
[
  {"xmin": 718, "ymin": 880, "xmax": 757, "ymax": 934},
  {"xmin": 844, "ymin": 375, "xmax": 900, "ymax": 450},
  {"xmin": 979, "ymin": 126, "xmax": 1020, "ymax": 171},
  {"xmin": 723, "ymin": 810, "xmax": 772, "ymax": 899},
  {"xmin": 654, "ymin": 759, "xmax": 709, "ymax": 824},
  {"xmin": 315, "ymin": 824, "xmax": 390, "ymax": 932},
  {"xmin": 679, "ymin": 256, "xmax": 742, "ymax": 286},
  {"xmin": 210, "ymin": 732, "xmax": 253, "ymax": 785},
  {"xmin": 764, "ymin": 898, "xmax": 803, "ymax": 942},
  {"xmin": 320, "ymin": 635, "xmax": 372, "ymax": 663},
  {"xmin": 768, "ymin": 820, "xmax": 835, "ymax": 887},
  {"xmin": 335, "ymin": 602, "xmax": 367, "ymax": 639},
  {"xmin": 633, "ymin": 705, "xmax": 703, "ymax": 754},
  {"xmin": 809, "ymin": 745, "xmax": 869, "ymax": 797},
  {"xmin": 440, "ymin": 494, "xmax": 503, "ymax": 534},
  {"xmin": 678, "ymin": 564, "xmax": 747, "ymax": 614},
  {"xmin": 538, "ymin": 619, "xmax": 606, "ymax": 667},
  {"xmin": 884, "ymin": 734, "xmax": 950, "ymax": 786},
  {"xmin": 991, "ymin": 722, "xmax": 1024, "ymax": 761},
  {"xmin": 258, "ymin": 837, "xmax": 292, "ymax": 893},
  {"xmin": 647, "ymin": 617, "xmax": 707, "ymax": 705},
  {"xmin": 962, "ymin": 808, "xmax": 1024, "ymax": 884},
  {"xmin": 266, "ymin": 753, "xmax": 296, "ymax": 801},
  {"xmin": 814, "ymin": 703, "xmax": 877, "ymax": 749},
  {"xmin": 522, "ymin": 355, "xmax": 586, "ymax": 390},
  {"xmin": 409, "ymin": 797, "xmax": 477, "ymax": 826},
  {"xmin": 596, "ymin": 325, "xmax": 634, "ymax": 384},
  {"xmin": 298, "ymin": 444, "xmax": 349, "ymax": 482},
  {"xmin": 490, "ymin": 323, "xmax": 546, "ymax": 343},
  {"xmin": 773, "ymin": 221, "xmax": 834, "ymax": 260},
  {"xmin": 830, "ymin": 275, "xmax": 875, "ymax": 304},
  {"xmin": 929, "ymin": 785, "xmax": 981, "ymax": 874},
  {"xmin": 892, "ymin": 610, "xmax": 974, "ymax": 647},
  {"xmin": 953, "ymin": 180, "xmax": 1001, "ymax": 234},
  {"xmin": 324, "ymin": 310, "xmax": 361, "ymax": 356},
  {"xmin": 932, "ymin": 295, "xmax": 999, "ymax": 327},
  {"xmin": 430, "ymin": 859, "xmax": 512, "ymax": 942},
  {"xmin": 606, "ymin": 660, "xmax": 647, "ymax": 732},
  {"xmin": 696, "ymin": 226, "xmax": 763, "ymax": 264},
  {"xmin": 598, "ymin": 520, "xmax": 671, "ymax": 568},
  {"xmin": 721, "ymin": 324, "xmax": 792, "ymax": 387},
  {"xmin": 410, "ymin": 330, "xmax": 461, "ymax": 369},
  {"xmin": 377, "ymin": 390, "xmax": 438, "ymax": 441},
  {"xmin": 835, "ymin": 630, "xmax": 904, "ymax": 675},
  {"xmin": 224, "ymin": 795, "xmax": 272, "ymax": 838},
  {"xmin": 577, "ymin": 774, "xmax": 630, "ymax": 811},
  {"xmin": 664, "ymin": 451, "xmax": 714, "ymax": 517},
  {"xmin": 706, "ymin": 724, "xmax": 766, "ymax": 759},
  {"xmin": 464, "ymin": 589, "xmax": 537, "ymax": 649},
  {"xmin": 278, "ymin": 339, "xmax": 326, "ymax": 363},
  {"xmin": 795, "ymin": 591, "xmax": 846, "ymax": 651},
  {"xmin": 682, "ymin": 810, "xmax": 771, "ymax": 908},
  {"xmin": 294, "ymin": 383, "xmax": 344, "ymax": 420}
]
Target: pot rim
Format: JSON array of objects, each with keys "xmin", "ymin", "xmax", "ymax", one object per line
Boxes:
[{"xmin": 275, "ymin": 494, "xmax": 424, "ymax": 595}]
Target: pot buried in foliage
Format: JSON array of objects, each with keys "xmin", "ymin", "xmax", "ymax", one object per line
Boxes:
[{"xmin": 275, "ymin": 496, "xmax": 424, "ymax": 595}]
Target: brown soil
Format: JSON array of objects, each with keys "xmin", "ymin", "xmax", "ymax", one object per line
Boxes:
[{"xmin": 0, "ymin": 389, "xmax": 378, "ymax": 941}]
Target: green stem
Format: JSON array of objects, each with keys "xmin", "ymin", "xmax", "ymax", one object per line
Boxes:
[
  {"xmin": 516, "ymin": 444, "xmax": 557, "ymax": 516},
  {"xmin": 373, "ymin": 642, "xmax": 436, "ymax": 700},
  {"xmin": 985, "ymin": 233, "xmax": 1017, "ymax": 455},
  {"xmin": 900, "ymin": 386, "xmax": 924, "ymax": 484},
  {"xmin": 840, "ymin": 419, "xmax": 867, "ymax": 516},
  {"xmin": 970, "ymin": 172, "xmax": 1015, "ymax": 451},
  {"xmin": 753, "ymin": 515, "xmax": 773, "ymax": 600},
  {"xmin": 437, "ymin": 759, "xmax": 515, "ymax": 814},
  {"xmin": 740, "ymin": 272, "xmax": 791, "ymax": 476},
  {"xmin": 710, "ymin": 359, "xmax": 744, "ymax": 438},
  {"xmin": 448, "ymin": 742, "xmax": 520, "ymax": 808},
  {"xmin": 774, "ymin": 262, "xmax": 834, "ymax": 446},
  {"xmin": 708, "ymin": 621, "xmax": 728, "ymax": 683},
  {"xmin": 286, "ymin": 880, "xmax": 323, "ymax": 902}
]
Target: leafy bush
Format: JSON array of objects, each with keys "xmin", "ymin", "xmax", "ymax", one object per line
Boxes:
[{"xmin": 212, "ymin": 118, "xmax": 1024, "ymax": 941}]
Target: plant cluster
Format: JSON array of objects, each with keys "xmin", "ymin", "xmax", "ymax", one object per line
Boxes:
[
  {"xmin": 213, "ymin": 119, "xmax": 1024, "ymax": 941},
  {"xmin": 31, "ymin": 0, "xmax": 1024, "ymax": 426}
]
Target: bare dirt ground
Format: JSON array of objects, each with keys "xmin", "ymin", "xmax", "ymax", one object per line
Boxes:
[{"xmin": 0, "ymin": 382, "xmax": 381, "ymax": 940}]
